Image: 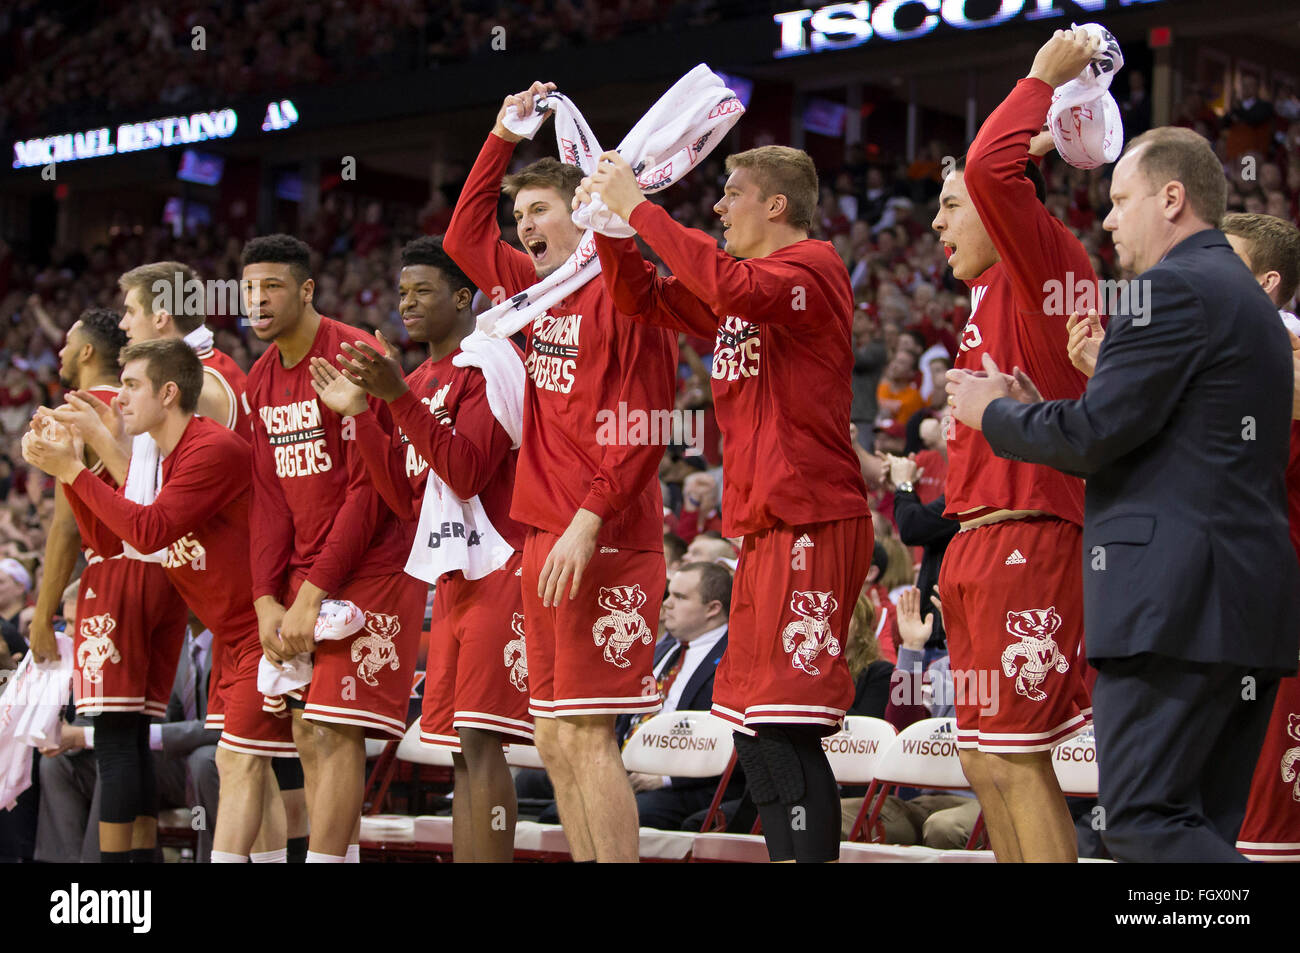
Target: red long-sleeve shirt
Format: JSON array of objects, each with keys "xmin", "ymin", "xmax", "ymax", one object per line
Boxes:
[
  {"xmin": 67, "ymin": 415, "xmax": 258, "ymax": 648},
  {"xmin": 597, "ymin": 203, "xmax": 870, "ymax": 536},
  {"xmin": 354, "ymin": 348, "xmax": 526, "ymax": 551},
  {"xmin": 246, "ymin": 316, "xmax": 414, "ymax": 601},
  {"xmin": 443, "ymin": 133, "xmax": 676, "ymax": 552},
  {"xmin": 946, "ymin": 77, "xmax": 1094, "ymax": 525}
]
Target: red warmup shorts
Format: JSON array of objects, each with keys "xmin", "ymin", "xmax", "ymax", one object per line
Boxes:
[
  {"xmin": 420, "ymin": 551, "xmax": 533, "ymax": 750},
  {"xmin": 713, "ymin": 516, "xmax": 873, "ymax": 737},
  {"xmin": 522, "ymin": 529, "xmax": 664, "ymax": 719},
  {"xmin": 1236, "ymin": 674, "xmax": 1300, "ymax": 861},
  {"xmin": 205, "ymin": 634, "xmax": 296, "ymax": 758},
  {"xmin": 73, "ymin": 557, "xmax": 187, "ymax": 719},
  {"xmin": 938, "ymin": 516, "xmax": 1091, "ymax": 753},
  {"xmin": 281, "ymin": 571, "xmax": 427, "ymax": 739}
]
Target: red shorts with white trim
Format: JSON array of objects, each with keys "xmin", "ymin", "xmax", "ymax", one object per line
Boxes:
[
  {"xmin": 713, "ymin": 516, "xmax": 872, "ymax": 737},
  {"xmin": 204, "ymin": 635, "xmax": 296, "ymax": 757},
  {"xmin": 522, "ymin": 529, "xmax": 664, "ymax": 719},
  {"xmin": 281, "ymin": 571, "xmax": 426, "ymax": 739},
  {"xmin": 938, "ymin": 516, "xmax": 1091, "ymax": 753},
  {"xmin": 73, "ymin": 557, "xmax": 187, "ymax": 719},
  {"xmin": 420, "ymin": 552, "xmax": 533, "ymax": 750},
  {"xmin": 1236, "ymin": 674, "xmax": 1300, "ymax": 861}
]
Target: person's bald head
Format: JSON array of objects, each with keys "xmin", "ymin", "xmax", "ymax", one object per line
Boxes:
[{"xmin": 684, "ymin": 533, "xmax": 737, "ymax": 565}]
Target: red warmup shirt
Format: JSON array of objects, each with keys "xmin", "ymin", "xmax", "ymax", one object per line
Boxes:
[
  {"xmin": 246, "ymin": 316, "xmax": 414, "ymax": 601},
  {"xmin": 67, "ymin": 416, "xmax": 258, "ymax": 645},
  {"xmin": 945, "ymin": 77, "xmax": 1094, "ymax": 525},
  {"xmin": 598, "ymin": 204, "xmax": 870, "ymax": 537},
  {"xmin": 443, "ymin": 134, "xmax": 677, "ymax": 552},
  {"xmin": 197, "ymin": 342, "xmax": 253, "ymax": 442},
  {"xmin": 353, "ymin": 347, "xmax": 526, "ymax": 551}
]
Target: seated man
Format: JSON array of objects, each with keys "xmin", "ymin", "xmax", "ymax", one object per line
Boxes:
[{"xmin": 619, "ymin": 562, "xmax": 734, "ymax": 830}]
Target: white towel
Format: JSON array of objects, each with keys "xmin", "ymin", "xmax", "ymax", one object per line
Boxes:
[
  {"xmin": 476, "ymin": 64, "xmax": 745, "ymax": 340},
  {"xmin": 257, "ymin": 600, "xmax": 366, "ymax": 696},
  {"xmin": 1279, "ymin": 310, "xmax": 1300, "ymax": 338},
  {"xmin": 0, "ymin": 632, "xmax": 73, "ymax": 808},
  {"xmin": 120, "ymin": 324, "xmax": 218, "ymax": 562},
  {"xmin": 404, "ymin": 335, "xmax": 523, "ymax": 584},
  {"xmin": 1049, "ymin": 23, "xmax": 1125, "ymax": 170}
]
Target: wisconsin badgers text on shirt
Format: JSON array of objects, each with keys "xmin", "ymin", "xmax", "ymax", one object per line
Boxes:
[
  {"xmin": 712, "ymin": 316, "xmax": 760, "ymax": 381},
  {"xmin": 526, "ymin": 312, "xmax": 581, "ymax": 393},
  {"xmin": 258, "ymin": 398, "xmax": 333, "ymax": 477}
]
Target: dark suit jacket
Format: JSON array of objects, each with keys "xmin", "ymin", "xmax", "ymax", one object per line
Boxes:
[
  {"xmin": 983, "ymin": 229, "xmax": 1300, "ymax": 671},
  {"xmin": 617, "ymin": 629, "xmax": 729, "ymax": 790}
]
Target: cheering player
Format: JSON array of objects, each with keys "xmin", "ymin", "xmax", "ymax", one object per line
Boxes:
[
  {"xmin": 243, "ymin": 234, "xmax": 424, "ymax": 863},
  {"xmin": 443, "ymin": 82, "xmax": 677, "ymax": 862},
  {"xmin": 928, "ymin": 30, "xmax": 1101, "ymax": 861},
  {"xmin": 309, "ymin": 236, "xmax": 530, "ymax": 862},
  {"xmin": 25, "ymin": 340, "xmax": 295, "ymax": 862},
  {"xmin": 27, "ymin": 310, "xmax": 187, "ymax": 863},
  {"xmin": 578, "ymin": 145, "xmax": 872, "ymax": 863}
]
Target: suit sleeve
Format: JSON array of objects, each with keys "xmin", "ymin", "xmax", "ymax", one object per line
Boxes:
[
  {"xmin": 303, "ymin": 399, "xmax": 389, "ymax": 595},
  {"xmin": 442, "ymin": 134, "xmax": 539, "ymax": 300},
  {"xmin": 982, "ymin": 273, "xmax": 1206, "ymax": 477},
  {"xmin": 389, "ymin": 376, "xmax": 512, "ymax": 503},
  {"xmin": 250, "ymin": 403, "xmax": 295, "ymax": 601},
  {"xmin": 579, "ymin": 321, "xmax": 678, "ymax": 521},
  {"xmin": 964, "ymin": 78, "xmax": 1080, "ymax": 313},
  {"xmin": 627, "ymin": 202, "xmax": 827, "ymax": 327},
  {"xmin": 353, "ymin": 408, "xmax": 418, "ymax": 522},
  {"xmin": 893, "ymin": 492, "xmax": 959, "ymax": 548},
  {"xmin": 67, "ymin": 440, "xmax": 248, "ymax": 554},
  {"xmin": 595, "ymin": 231, "xmax": 719, "ymax": 337}
]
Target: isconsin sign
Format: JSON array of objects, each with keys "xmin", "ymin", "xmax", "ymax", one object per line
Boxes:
[{"xmin": 773, "ymin": 0, "xmax": 1169, "ymax": 57}]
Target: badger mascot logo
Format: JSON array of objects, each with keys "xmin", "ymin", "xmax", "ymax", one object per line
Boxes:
[
  {"xmin": 1282, "ymin": 713, "xmax": 1300, "ymax": 803},
  {"xmin": 1000, "ymin": 607, "xmax": 1068, "ymax": 701},
  {"xmin": 782, "ymin": 591, "xmax": 840, "ymax": 676},
  {"xmin": 77, "ymin": 614, "xmax": 121, "ymax": 684},
  {"xmin": 592, "ymin": 585, "xmax": 654, "ymax": 668},
  {"xmin": 504, "ymin": 612, "xmax": 528, "ymax": 692},
  {"xmin": 351, "ymin": 612, "xmax": 402, "ymax": 687}
]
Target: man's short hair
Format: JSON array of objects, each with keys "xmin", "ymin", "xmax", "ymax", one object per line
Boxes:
[
  {"xmin": 117, "ymin": 261, "xmax": 204, "ymax": 333},
  {"xmin": 78, "ymin": 308, "xmax": 128, "ymax": 374},
  {"xmin": 663, "ymin": 531, "xmax": 687, "ymax": 566},
  {"xmin": 1123, "ymin": 127, "xmax": 1228, "ymax": 227},
  {"xmin": 241, "ymin": 234, "xmax": 312, "ymax": 284},
  {"xmin": 953, "ymin": 154, "xmax": 1047, "ymax": 204},
  {"xmin": 120, "ymin": 339, "xmax": 204, "ymax": 413},
  {"xmin": 1221, "ymin": 212, "xmax": 1300, "ymax": 305},
  {"xmin": 677, "ymin": 561, "xmax": 733, "ymax": 614},
  {"xmin": 502, "ymin": 157, "xmax": 584, "ymax": 205},
  {"xmin": 400, "ymin": 236, "xmax": 476, "ymax": 295},
  {"xmin": 725, "ymin": 146, "xmax": 819, "ymax": 231}
]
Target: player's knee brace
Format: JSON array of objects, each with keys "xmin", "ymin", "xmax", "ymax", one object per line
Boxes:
[
  {"xmin": 732, "ymin": 732, "xmax": 777, "ymax": 804},
  {"xmin": 136, "ymin": 716, "xmax": 158, "ymax": 819},
  {"xmin": 94, "ymin": 712, "xmax": 144, "ymax": 824}
]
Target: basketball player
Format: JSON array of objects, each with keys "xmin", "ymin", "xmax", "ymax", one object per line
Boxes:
[
  {"xmin": 578, "ymin": 145, "xmax": 872, "ymax": 863},
  {"xmin": 27, "ymin": 309, "xmax": 189, "ymax": 862},
  {"xmin": 443, "ymin": 82, "xmax": 677, "ymax": 862},
  {"xmin": 24, "ymin": 340, "xmax": 295, "ymax": 862},
  {"xmin": 928, "ymin": 30, "xmax": 1102, "ymax": 861},
  {"xmin": 243, "ymin": 234, "xmax": 424, "ymax": 862},
  {"xmin": 309, "ymin": 236, "xmax": 530, "ymax": 862}
]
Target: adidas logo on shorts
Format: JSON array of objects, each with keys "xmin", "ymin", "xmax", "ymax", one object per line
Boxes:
[
  {"xmin": 599, "ymin": 546, "xmax": 619, "ymax": 554},
  {"xmin": 1004, "ymin": 549, "xmax": 1027, "ymax": 566},
  {"xmin": 791, "ymin": 534, "xmax": 814, "ymax": 554},
  {"xmin": 84, "ymin": 587, "xmax": 97, "ymax": 599}
]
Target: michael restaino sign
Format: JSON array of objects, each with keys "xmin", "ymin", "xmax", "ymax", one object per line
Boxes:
[{"xmin": 773, "ymin": 0, "xmax": 1169, "ymax": 57}]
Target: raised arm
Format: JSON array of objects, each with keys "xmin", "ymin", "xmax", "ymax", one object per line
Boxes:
[{"xmin": 594, "ymin": 232, "xmax": 719, "ymax": 337}]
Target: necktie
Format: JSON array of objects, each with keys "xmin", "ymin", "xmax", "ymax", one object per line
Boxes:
[
  {"xmin": 181, "ymin": 640, "xmax": 202, "ymax": 722},
  {"xmin": 623, "ymin": 641, "xmax": 685, "ymax": 748}
]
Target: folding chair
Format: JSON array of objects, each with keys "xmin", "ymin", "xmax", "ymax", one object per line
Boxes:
[
  {"xmin": 823, "ymin": 716, "xmax": 898, "ymax": 842},
  {"xmin": 621, "ymin": 710, "xmax": 735, "ymax": 861},
  {"xmin": 1052, "ymin": 726, "xmax": 1099, "ymax": 797}
]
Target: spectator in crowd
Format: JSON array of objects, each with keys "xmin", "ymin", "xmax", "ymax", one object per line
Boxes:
[
  {"xmin": 884, "ymin": 453, "xmax": 957, "ymax": 655},
  {"xmin": 663, "ymin": 531, "xmax": 687, "ymax": 577},
  {"xmin": 683, "ymin": 531, "xmax": 737, "ymax": 567},
  {"xmin": 1223, "ymin": 73, "xmax": 1275, "ymax": 160},
  {"xmin": 876, "ymin": 350, "xmax": 924, "ymax": 428},
  {"xmin": 674, "ymin": 471, "xmax": 722, "ymax": 543}
]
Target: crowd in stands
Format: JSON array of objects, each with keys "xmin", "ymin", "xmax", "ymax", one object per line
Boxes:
[{"xmin": 1, "ymin": 64, "xmax": 1298, "ymax": 855}]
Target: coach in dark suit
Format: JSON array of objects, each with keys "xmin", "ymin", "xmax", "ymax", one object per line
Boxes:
[
  {"xmin": 947, "ymin": 127, "xmax": 1300, "ymax": 862},
  {"xmin": 616, "ymin": 562, "xmax": 736, "ymax": 830}
]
